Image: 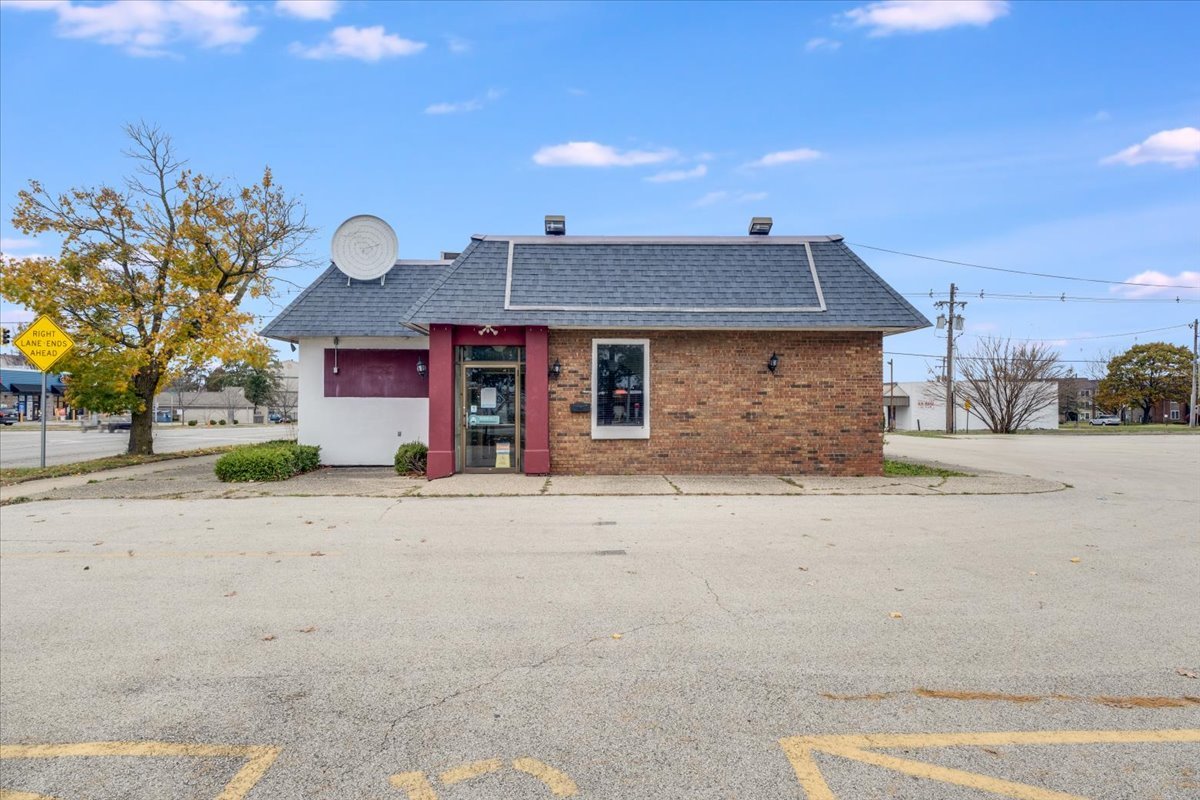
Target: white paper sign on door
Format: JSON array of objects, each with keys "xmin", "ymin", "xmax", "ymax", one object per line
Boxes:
[{"xmin": 481, "ymin": 387, "xmax": 497, "ymax": 409}]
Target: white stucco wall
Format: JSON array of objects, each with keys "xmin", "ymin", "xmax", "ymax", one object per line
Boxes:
[
  {"xmin": 298, "ymin": 336, "xmax": 430, "ymax": 466},
  {"xmin": 889, "ymin": 381, "xmax": 1058, "ymax": 432}
]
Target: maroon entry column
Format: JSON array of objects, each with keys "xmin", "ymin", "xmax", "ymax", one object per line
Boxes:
[
  {"xmin": 524, "ymin": 326, "xmax": 550, "ymax": 475},
  {"xmin": 426, "ymin": 324, "xmax": 455, "ymax": 479}
]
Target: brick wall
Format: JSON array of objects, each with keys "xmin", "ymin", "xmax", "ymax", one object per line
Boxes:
[{"xmin": 547, "ymin": 329, "xmax": 883, "ymax": 476}]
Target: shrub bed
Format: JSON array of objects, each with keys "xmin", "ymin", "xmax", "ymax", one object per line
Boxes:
[
  {"xmin": 394, "ymin": 441, "xmax": 428, "ymax": 476},
  {"xmin": 214, "ymin": 441, "xmax": 321, "ymax": 482}
]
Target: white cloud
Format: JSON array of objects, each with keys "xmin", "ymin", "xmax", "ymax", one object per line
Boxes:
[
  {"xmin": 425, "ymin": 89, "xmax": 503, "ymax": 115},
  {"xmin": 1101, "ymin": 127, "xmax": 1200, "ymax": 169},
  {"xmin": 447, "ymin": 35, "xmax": 471, "ymax": 54},
  {"xmin": 5, "ymin": 0, "xmax": 259, "ymax": 56},
  {"xmin": 645, "ymin": 164, "xmax": 707, "ymax": 183},
  {"xmin": 1090, "ymin": 110, "xmax": 1111, "ymax": 123},
  {"xmin": 693, "ymin": 190, "xmax": 767, "ymax": 208},
  {"xmin": 532, "ymin": 141, "xmax": 676, "ymax": 168},
  {"xmin": 290, "ymin": 25, "xmax": 426, "ymax": 61},
  {"xmin": 844, "ymin": 0, "xmax": 1009, "ymax": 36},
  {"xmin": 745, "ymin": 148, "xmax": 823, "ymax": 168},
  {"xmin": 567, "ymin": 87, "xmax": 588, "ymax": 97},
  {"xmin": 805, "ymin": 37, "xmax": 842, "ymax": 52},
  {"xmin": 1110, "ymin": 270, "xmax": 1200, "ymax": 299},
  {"xmin": 276, "ymin": 0, "xmax": 338, "ymax": 21}
]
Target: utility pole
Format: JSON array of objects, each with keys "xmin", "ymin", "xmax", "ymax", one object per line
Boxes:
[
  {"xmin": 934, "ymin": 283, "xmax": 967, "ymax": 433},
  {"xmin": 1190, "ymin": 318, "xmax": 1198, "ymax": 428}
]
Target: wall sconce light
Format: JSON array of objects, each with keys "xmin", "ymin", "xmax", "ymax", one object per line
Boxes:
[
  {"xmin": 549, "ymin": 359, "xmax": 562, "ymax": 379},
  {"xmin": 290, "ymin": 342, "xmax": 297, "ymax": 352},
  {"xmin": 416, "ymin": 356, "xmax": 428, "ymax": 379},
  {"xmin": 767, "ymin": 352, "xmax": 779, "ymax": 374}
]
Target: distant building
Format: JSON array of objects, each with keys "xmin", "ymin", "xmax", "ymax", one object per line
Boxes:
[
  {"xmin": 0, "ymin": 367, "xmax": 72, "ymax": 421},
  {"xmin": 884, "ymin": 380, "xmax": 1058, "ymax": 432}
]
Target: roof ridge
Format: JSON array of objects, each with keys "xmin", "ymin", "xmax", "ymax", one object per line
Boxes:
[
  {"xmin": 831, "ymin": 240, "xmax": 931, "ymax": 329},
  {"xmin": 400, "ymin": 239, "xmax": 480, "ymax": 324},
  {"xmin": 473, "ymin": 235, "xmax": 844, "ymax": 244}
]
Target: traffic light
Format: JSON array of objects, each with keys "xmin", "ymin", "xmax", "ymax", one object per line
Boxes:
[{"xmin": 1, "ymin": 327, "xmax": 10, "ymax": 345}]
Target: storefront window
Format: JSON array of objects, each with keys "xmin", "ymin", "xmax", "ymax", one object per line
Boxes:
[{"xmin": 592, "ymin": 339, "xmax": 649, "ymax": 439}]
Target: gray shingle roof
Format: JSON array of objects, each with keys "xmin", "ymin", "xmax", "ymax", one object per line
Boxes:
[
  {"xmin": 403, "ymin": 236, "xmax": 930, "ymax": 331},
  {"xmin": 261, "ymin": 261, "xmax": 449, "ymax": 341}
]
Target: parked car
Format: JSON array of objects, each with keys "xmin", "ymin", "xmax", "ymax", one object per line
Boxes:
[
  {"xmin": 1089, "ymin": 415, "xmax": 1121, "ymax": 426},
  {"xmin": 102, "ymin": 415, "xmax": 132, "ymax": 433},
  {"xmin": 0, "ymin": 406, "xmax": 18, "ymax": 425},
  {"xmin": 268, "ymin": 412, "xmax": 293, "ymax": 423}
]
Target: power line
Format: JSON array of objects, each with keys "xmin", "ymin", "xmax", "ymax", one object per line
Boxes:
[
  {"xmin": 852, "ymin": 242, "xmax": 1200, "ymax": 289},
  {"xmin": 903, "ymin": 291, "xmax": 1199, "ymax": 304},
  {"xmin": 960, "ymin": 324, "xmax": 1189, "ymax": 342},
  {"xmin": 885, "ymin": 350, "xmax": 1106, "ymax": 364}
]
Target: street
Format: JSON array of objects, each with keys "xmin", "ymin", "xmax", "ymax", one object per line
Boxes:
[
  {"xmin": 1, "ymin": 436, "xmax": 1197, "ymax": 799},
  {"xmin": 0, "ymin": 425, "xmax": 292, "ymax": 468}
]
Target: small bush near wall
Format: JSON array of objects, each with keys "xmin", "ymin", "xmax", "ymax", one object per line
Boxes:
[
  {"xmin": 214, "ymin": 442, "xmax": 321, "ymax": 482},
  {"xmin": 187, "ymin": 420, "xmax": 198, "ymax": 427},
  {"xmin": 208, "ymin": 419, "xmax": 216, "ymax": 426},
  {"xmin": 394, "ymin": 442, "xmax": 428, "ymax": 476},
  {"xmin": 219, "ymin": 419, "xmax": 227, "ymax": 425},
  {"xmin": 233, "ymin": 419, "xmax": 239, "ymax": 425}
]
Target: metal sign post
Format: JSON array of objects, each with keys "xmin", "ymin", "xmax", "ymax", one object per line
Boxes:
[{"xmin": 14, "ymin": 315, "xmax": 75, "ymax": 470}]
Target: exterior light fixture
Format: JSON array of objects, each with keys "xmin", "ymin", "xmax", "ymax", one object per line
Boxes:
[
  {"xmin": 544, "ymin": 215, "xmax": 566, "ymax": 236},
  {"xmin": 748, "ymin": 216, "xmax": 773, "ymax": 236},
  {"xmin": 936, "ymin": 314, "xmax": 947, "ymax": 329},
  {"xmin": 289, "ymin": 342, "xmax": 297, "ymax": 352},
  {"xmin": 416, "ymin": 357, "xmax": 427, "ymax": 379},
  {"xmin": 549, "ymin": 359, "xmax": 562, "ymax": 379},
  {"xmin": 767, "ymin": 352, "xmax": 779, "ymax": 374}
]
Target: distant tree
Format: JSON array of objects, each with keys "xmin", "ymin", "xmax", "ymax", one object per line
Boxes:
[
  {"xmin": 956, "ymin": 337, "xmax": 1064, "ymax": 433},
  {"xmin": 0, "ymin": 123, "xmax": 313, "ymax": 454},
  {"xmin": 1097, "ymin": 342, "xmax": 1192, "ymax": 424},
  {"xmin": 212, "ymin": 358, "xmax": 281, "ymax": 417}
]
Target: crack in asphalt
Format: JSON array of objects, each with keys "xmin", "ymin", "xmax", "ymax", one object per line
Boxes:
[{"xmin": 376, "ymin": 610, "xmax": 702, "ymax": 752}]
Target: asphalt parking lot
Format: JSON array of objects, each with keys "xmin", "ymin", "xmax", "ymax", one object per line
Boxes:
[
  {"xmin": 0, "ymin": 424, "xmax": 292, "ymax": 468},
  {"xmin": 1, "ymin": 435, "xmax": 1197, "ymax": 799}
]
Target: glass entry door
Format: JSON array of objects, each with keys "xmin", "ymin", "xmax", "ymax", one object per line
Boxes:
[{"xmin": 461, "ymin": 365, "xmax": 521, "ymax": 472}]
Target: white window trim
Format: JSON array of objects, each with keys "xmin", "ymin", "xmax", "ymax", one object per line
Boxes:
[{"xmin": 592, "ymin": 338, "xmax": 650, "ymax": 440}]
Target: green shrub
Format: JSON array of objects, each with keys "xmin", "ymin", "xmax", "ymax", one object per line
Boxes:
[
  {"xmin": 208, "ymin": 419, "xmax": 216, "ymax": 426},
  {"xmin": 218, "ymin": 419, "xmax": 227, "ymax": 426},
  {"xmin": 394, "ymin": 441, "xmax": 428, "ymax": 476},
  {"xmin": 232, "ymin": 419, "xmax": 239, "ymax": 425},
  {"xmin": 214, "ymin": 442, "xmax": 321, "ymax": 482},
  {"xmin": 187, "ymin": 420, "xmax": 198, "ymax": 427}
]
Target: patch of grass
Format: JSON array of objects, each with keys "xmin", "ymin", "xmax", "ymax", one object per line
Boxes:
[
  {"xmin": 884, "ymin": 459, "xmax": 970, "ymax": 478},
  {"xmin": 889, "ymin": 430, "xmax": 954, "ymax": 439},
  {"xmin": 1020, "ymin": 424, "xmax": 1199, "ymax": 435},
  {"xmin": 0, "ymin": 446, "xmax": 240, "ymax": 487}
]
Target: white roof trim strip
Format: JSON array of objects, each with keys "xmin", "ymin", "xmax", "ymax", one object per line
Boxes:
[{"xmin": 502, "ymin": 240, "xmax": 828, "ymax": 314}]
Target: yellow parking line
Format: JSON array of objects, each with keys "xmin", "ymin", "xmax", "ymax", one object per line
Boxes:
[
  {"xmin": 0, "ymin": 741, "xmax": 280, "ymax": 800},
  {"xmin": 389, "ymin": 772, "xmax": 438, "ymax": 800},
  {"xmin": 780, "ymin": 729, "xmax": 1200, "ymax": 800},
  {"xmin": 439, "ymin": 758, "xmax": 503, "ymax": 785},
  {"xmin": 512, "ymin": 757, "xmax": 579, "ymax": 796},
  {"xmin": 0, "ymin": 790, "xmax": 59, "ymax": 800}
]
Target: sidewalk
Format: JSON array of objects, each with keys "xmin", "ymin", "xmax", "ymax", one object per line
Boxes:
[{"xmin": 1, "ymin": 456, "xmax": 1065, "ymax": 504}]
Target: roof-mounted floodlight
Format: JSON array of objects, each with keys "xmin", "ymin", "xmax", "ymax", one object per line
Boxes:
[
  {"xmin": 748, "ymin": 216, "xmax": 773, "ymax": 236},
  {"xmin": 544, "ymin": 215, "xmax": 566, "ymax": 236}
]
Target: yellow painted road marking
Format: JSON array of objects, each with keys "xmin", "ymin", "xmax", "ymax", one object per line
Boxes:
[
  {"xmin": 392, "ymin": 757, "xmax": 579, "ymax": 797},
  {"xmin": 512, "ymin": 757, "xmax": 579, "ymax": 797},
  {"xmin": 780, "ymin": 729, "xmax": 1200, "ymax": 800},
  {"xmin": 0, "ymin": 790, "xmax": 59, "ymax": 800},
  {"xmin": 389, "ymin": 772, "xmax": 438, "ymax": 800},
  {"xmin": 0, "ymin": 550, "xmax": 340, "ymax": 560},
  {"xmin": 439, "ymin": 758, "xmax": 503, "ymax": 785},
  {"xmin": 0, "ymin": 741, "xmax": 280, "ymax": 800}
]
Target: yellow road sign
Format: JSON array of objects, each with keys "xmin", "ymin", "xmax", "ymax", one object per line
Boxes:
[
  {"xmin": 14, "ymin": 315, "xmax": 74, "ymax": 372},
  {"xmin": 964, "ymin": 399, "xmax": 972, "ymax": 410}
]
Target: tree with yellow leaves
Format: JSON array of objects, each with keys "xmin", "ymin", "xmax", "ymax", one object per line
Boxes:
[{"xmin": 0, "ymin": 123, "xmax": 313, "ymax": 454}]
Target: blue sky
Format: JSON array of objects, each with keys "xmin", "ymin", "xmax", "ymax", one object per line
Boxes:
[{"xmin": 1, "ymin": 0, "xmax": 1197, "ymax": 379}]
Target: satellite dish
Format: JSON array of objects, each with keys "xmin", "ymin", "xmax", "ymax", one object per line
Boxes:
[{"xmin": 331, "ymin": 215, "xmax": 398, "ymax": 281}]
